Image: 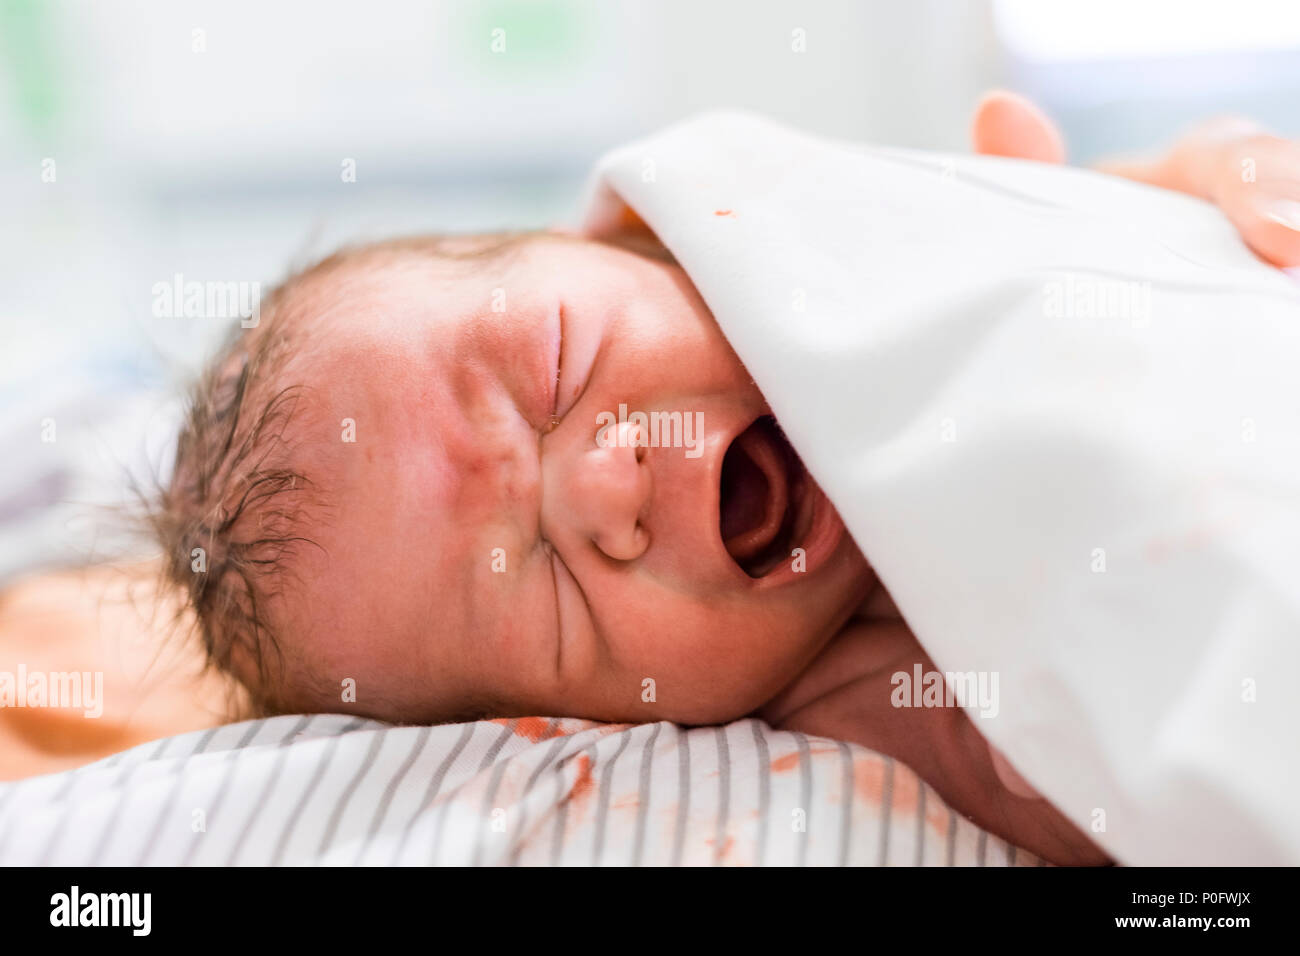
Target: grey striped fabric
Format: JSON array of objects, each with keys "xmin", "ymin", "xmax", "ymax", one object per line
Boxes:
[{"xmin": 0, "ymin": 714, "xmax": 1041, "ymax": 866}]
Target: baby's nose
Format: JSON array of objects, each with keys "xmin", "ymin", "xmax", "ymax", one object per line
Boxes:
[{"xmin": 545, "ymin": 420, "xmax": 652, "ymax": 561}]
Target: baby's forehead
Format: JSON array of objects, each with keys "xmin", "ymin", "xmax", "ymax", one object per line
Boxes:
[
  {"xmin": 291, "ymin": 256, "xmax": 462, "ymax": 326},
  {"xmin": 265, "ymin": 246, "xmax": 558, "ymax": 492},
  {"xmin": 282, "ymin": 267, "xmax": 558, "ymax": 416},
  {"xmin": 292, "ymin": 255, "xmax": 532, "ymax": 352}
]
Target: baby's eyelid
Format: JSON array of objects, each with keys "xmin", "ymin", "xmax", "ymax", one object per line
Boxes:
[
  {"xmin": 548, "ymin": 301, "xmax": 595, "ymax": 426},
  {"xmin": 548, "ymin": 306, "xmax": 565, "ymax": 430},
  {"xmin": 547, "ymin": 546, "xmax": 564, "ymax": 675}
]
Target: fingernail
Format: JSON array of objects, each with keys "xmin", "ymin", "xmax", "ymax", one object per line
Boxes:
[{"xmin": 1260, "ymin": 198, "xmax": 1300, "ymax": 231}]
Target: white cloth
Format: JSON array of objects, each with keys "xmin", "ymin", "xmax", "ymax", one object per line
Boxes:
[
  {"xmin": 0, "ymin": 715, "xmax": 1027, "ymax": 865},
  {"xmin": 581, "ymin": 110, "xmax": 1300, "ymax": 865}
]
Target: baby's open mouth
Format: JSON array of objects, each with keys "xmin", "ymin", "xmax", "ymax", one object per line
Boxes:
[{"xmin": 719, "ymin": 415, "xmax": 808, "ymax": 578}]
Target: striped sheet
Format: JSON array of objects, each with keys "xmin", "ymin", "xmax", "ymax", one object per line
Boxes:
[{"xmin": 0, "ymin": 715, "xmax": 1041, "ymax": 866}]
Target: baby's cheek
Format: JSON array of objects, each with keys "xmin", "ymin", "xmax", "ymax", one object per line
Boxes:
[{"xmin": 658, "ymin": 614, "xmax": 800, "ymax": 721}]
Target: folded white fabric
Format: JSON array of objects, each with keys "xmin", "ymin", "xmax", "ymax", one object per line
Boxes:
[{"xmin": 582, "ymin": 111, "xmax": 1300, "ymax": 865}]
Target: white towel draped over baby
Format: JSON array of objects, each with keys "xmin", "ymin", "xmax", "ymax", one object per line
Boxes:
[{"xmin": 581, "ymin": 111, "xmax": 1300, "ymax": 865}]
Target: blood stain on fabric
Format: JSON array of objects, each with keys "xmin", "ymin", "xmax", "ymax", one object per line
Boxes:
[
  {"xmin": 771, "ymin": 752, "xmax": 801, "ymax": 774},
  {"xmin": 569, "ymin": 753, "xmax": 595, "ymax": 807},
  {"xmin": 770, "ymin": 747, "xmax": 837, "ymax": 774},
  {"xmin": 714, "ymin": 209, "xmax": 737, "ymax": 218},
  {"xmin": 854, "ymin": 757, "xmax": 948, "ymax": 836},
  {"xmin": 510, "ymin": 716, "xmax": 561, "ymax": 742},
  {"xmin": 706, "ymin": 835, "xmax": 735, "ymax": 862}
]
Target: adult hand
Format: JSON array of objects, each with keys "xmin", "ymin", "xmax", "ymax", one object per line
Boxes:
[{"xmin": 971, "ymin": 89, "xmax": 1300, "ymax": 268}]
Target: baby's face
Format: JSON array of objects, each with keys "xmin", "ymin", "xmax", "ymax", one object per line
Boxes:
[{"xmin": 269, "ymin": 235, "xmax": 870, "ymax": 724}]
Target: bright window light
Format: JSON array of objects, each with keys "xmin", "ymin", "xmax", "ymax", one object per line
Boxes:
[{"xmin": 994, "ymin": 0, "xmax": 1300, "ymax": 60}]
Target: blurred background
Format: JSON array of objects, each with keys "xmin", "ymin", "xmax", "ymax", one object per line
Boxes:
[{"xmin": 3, "ymin": 0, "xmax": 1300, "ymax": 579}]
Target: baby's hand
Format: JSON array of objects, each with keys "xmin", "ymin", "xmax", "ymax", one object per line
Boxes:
[{"xmin": 972, "ymin": 90, "xmax": 1300, "ymax": 268}]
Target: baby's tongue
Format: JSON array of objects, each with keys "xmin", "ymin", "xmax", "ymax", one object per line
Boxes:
[{"xmin": 720, "ymin": 417, "xmax": 790, "ymax": 569}]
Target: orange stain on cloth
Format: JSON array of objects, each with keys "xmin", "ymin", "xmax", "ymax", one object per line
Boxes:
[
  {"xmin": 569, "ymin": 753, "xmax": 595, "ymax": 807},
  {"xmin": 705, "ymin": 834, "xmax": 735, "ymax": 862},
  {"xmin": 771, "ymin": 746, "xmax": 950, "ymax": 839},
  {"xmin": 490, "ymin": 716, "xmax": 566, "ymax": 743},
  {"xmin": 491, "ymin": 716, "xmax": 633, "ymax": 742},
  {"xmin": 854, "ymin": 755, "xmax": 951, "ymax": 838},
  {"xmin": 769, "ymin": 746, "xmax": 838, "ymax": 774}
]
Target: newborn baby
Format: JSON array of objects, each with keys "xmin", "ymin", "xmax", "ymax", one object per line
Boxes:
[
  {"xmin": 154, "ymin": 94, "xmax": 1300, "ymax": 865},
  {"xmin": 171, "ymin": 229, "xmax": 871, "ymax": 724}
]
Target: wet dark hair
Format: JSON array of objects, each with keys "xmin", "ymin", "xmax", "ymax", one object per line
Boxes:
[
  {"xmin": 149, "ymin": 288, "xmax": 319, "ymax": 717},
  {"xmin": 149, "ymin": 232, "xmax": 540, "ymax": 719}
]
